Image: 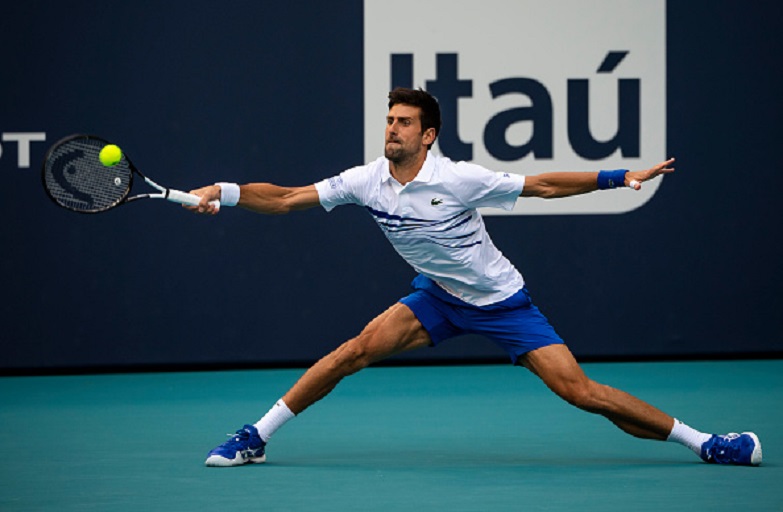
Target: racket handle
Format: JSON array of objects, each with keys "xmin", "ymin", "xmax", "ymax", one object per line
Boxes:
[{"xmin": 167, "ymin": 189, "xmax": 221, "ymax": 209}]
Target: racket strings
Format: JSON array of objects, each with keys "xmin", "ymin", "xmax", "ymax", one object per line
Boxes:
[{"xmin": 43, "ymin": 137, "xmax": 132, "ymax": 212}]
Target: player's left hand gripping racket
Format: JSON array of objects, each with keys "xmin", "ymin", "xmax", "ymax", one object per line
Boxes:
[{"xmin": 42, "ymin": 134, "xmax": 218, "ymax": 213}]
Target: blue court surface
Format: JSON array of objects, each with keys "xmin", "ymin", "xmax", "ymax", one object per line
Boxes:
[{"xmin": 1, "ymin": 360, "xmax": 780, "ymax": 511}]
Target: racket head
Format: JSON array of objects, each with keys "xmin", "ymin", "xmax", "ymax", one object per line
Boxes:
[{"xmin": 42, "ymin": 134, "xmax": 135, "ymax": 213}]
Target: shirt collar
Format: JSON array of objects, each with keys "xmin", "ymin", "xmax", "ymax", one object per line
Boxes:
[{"xmin": 382, "ymin": 152, "xmax": 436, "ymax": 185}]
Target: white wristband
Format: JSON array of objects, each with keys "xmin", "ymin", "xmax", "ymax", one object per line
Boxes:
[{"xmin": 216, "ymin": 182, "xmax": 240, "ymax": 207}]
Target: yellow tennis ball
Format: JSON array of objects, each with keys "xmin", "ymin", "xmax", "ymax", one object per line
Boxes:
[{"xmin": 99, "ymin": 144, "xmax": 123, "ymax": 167}]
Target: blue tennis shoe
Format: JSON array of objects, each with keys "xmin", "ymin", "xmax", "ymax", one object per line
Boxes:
[
  {"xmin": 700, "ymin": 432, "xmax": 762, "ymax": 466},
  {"xmin": 205, "ymin": 424, "xmax": 266, "ymax": 467}
]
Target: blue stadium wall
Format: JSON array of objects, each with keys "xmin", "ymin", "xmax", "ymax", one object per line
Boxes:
[{"xmin": 1, "ymin": 1, "xmax": 781, "ymax": 372}]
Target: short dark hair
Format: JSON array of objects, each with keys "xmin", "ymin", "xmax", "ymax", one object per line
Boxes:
[{"xmin": 388, "ymin": 87, "xmax": 441, "ymax": 150}]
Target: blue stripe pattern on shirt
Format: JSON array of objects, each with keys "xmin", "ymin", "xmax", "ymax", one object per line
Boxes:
[{"xmin": 365, "ymin": 206, "xmax": 482, "ymax": 249}]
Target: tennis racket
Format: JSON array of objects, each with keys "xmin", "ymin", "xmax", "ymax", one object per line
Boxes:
[{"xmin": 42, "ymin": 134, "xmax": 219, "ymax": 213}]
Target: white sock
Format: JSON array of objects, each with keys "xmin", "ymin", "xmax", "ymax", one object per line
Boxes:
[
  {"xmin": 667, "ymin": 418, "xmax": 712, "ymax": 455},
  {"xmin": 254, "ymin": 399, "xmax": 295, "ymax": 442}
]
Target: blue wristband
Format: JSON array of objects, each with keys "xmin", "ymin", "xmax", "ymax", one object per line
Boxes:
[{"xmin": 597, "ymin": 169, "xmax": 628, "ymax": 189}]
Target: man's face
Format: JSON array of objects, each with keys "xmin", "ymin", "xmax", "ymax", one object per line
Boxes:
[{"xmin": 384, "ymin": 104, "xmax": 431, "ymax": 164}]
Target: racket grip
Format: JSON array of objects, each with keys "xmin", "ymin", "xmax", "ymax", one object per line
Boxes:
[{"xmin": 167, "ymin": 189, "xmax": 221, "ymax": 209}]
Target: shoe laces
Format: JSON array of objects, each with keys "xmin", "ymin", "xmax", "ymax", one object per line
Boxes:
[
  {"xmin": 219, "ymin": 426, "xmax": 254, "ymax": 449},
  {"xmin": 707, "ymin": 433, "xmax": 741, "ymax": 463}
]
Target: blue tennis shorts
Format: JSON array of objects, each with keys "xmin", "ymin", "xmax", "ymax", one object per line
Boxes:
[{"xmin": 399, "ymin": 275, "xmax": 564, "ymax": 364}]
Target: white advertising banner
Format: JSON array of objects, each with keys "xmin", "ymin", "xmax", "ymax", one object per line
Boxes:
[{"xmin": 364, "ymin": 0, "xmax": 666, "ymax": 214}]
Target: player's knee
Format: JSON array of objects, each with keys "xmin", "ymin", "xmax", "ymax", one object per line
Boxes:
[
  {"xmin": 557, "ymin": 380, "xmax": 604, "ymax": 412},
  {"xmin": 328, "ymin": 337, "xmax": 372, "ymax": 375}
]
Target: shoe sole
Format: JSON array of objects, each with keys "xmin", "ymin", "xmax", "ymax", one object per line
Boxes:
[
  {"xmin": 743, "ymin": 432, "xmax": 762, "ymax": 466},
  {"xmin": 205, "ymin": 453, "xmax": 266, "ymax": 467}
]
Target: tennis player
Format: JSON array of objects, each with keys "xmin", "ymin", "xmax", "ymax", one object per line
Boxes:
[{"xmin": 189, "ymin": 88, "xmax": 761, "ymax": 467}]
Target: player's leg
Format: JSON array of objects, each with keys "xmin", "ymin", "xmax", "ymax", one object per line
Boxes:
[
  {"xmin": 282, "ymin": 302, "xmax": 431, "ymax": 414},
  {"xmin": 473, "ymin": 289, "xmax": 672, "ymax": 439},
  {"xmin": 205, "ymin": 302, "xmax": 431, "ymax": 467},
  {"xmin": 519, "ymin": 344, "xmax": 762, "ymax": 465},
  {"xmin": 518, "ymin": 344, "xmax": 672, "ymax": 439}
]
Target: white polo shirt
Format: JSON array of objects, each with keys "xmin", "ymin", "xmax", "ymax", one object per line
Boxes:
[{"xmin": 315, "ymin": 152, "xmax": 526, "ymax": 306}]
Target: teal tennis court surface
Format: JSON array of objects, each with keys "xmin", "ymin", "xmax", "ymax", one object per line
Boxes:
[{"xmin": 1, "ymin": 360, "xmax": 780, "ymax": 511}]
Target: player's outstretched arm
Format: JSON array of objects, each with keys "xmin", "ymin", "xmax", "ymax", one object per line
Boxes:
[
  {"xmin": 521, "ymin": 158, "xmax": 675, "ymax": 199},
  {"xmin": 187, "ymin": 183, "xmax": 321, "ymax": 215}
]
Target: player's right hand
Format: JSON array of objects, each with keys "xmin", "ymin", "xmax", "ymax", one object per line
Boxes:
[{"xmin": 185, "ymin": 185, "xmax": 221, "ymax": 215}]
